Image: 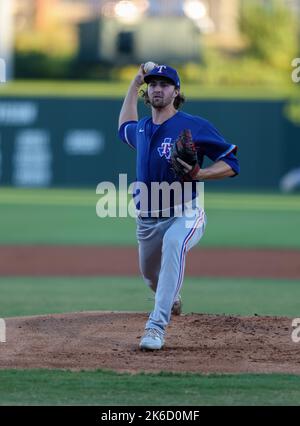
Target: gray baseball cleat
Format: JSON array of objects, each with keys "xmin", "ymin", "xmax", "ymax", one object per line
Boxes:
[
  {"xmin": 139, "ymin": 328, "xmax": 165, "ymax": 350},
  {"xmin": 171, "ymin": 295, "xmax": 182, "ymax": 316}
]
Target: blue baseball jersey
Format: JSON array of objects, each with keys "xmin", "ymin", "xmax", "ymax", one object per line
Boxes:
[{"xmin": 118, "ymin": 111, "xmax": 239, "ymax": 214}]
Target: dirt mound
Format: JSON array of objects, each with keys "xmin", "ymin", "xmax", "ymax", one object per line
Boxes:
[{"xmin": 0, "ymin": 312, "xmax": 299, "ymax": 374}]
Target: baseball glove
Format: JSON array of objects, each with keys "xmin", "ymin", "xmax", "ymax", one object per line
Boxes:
[{"xmin": 170, "ymin": 129, "xmax": 200, "ymax": 180}]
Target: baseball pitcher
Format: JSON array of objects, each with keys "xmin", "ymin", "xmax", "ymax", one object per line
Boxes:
[{"xmin": 118, "ymin": 64, "xmax": 239, "ymax": 350}]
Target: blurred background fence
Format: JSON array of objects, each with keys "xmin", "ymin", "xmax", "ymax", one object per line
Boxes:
[{"xmin": 0, "ymin": 97, "xmax": 299, "ymax": 189}]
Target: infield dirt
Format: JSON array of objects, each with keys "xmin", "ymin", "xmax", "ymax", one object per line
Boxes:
[{"xmin": 0, "ymin": 246, "xmax": 300, "ymax": 278}]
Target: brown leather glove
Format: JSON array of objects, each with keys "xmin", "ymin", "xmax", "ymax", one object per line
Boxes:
[{"xmin": 170, "ymin": 129, "xmax": 200, "ymax": 180}]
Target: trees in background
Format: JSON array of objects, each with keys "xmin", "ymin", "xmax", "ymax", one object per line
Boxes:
[{"xmin": 14, "ymin": 0, "xmax": 299, "ymax": 86}]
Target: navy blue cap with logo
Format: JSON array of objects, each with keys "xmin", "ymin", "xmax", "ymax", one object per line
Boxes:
[{"xmin": 144, "ymin": 65, "xmax": 180, "ymax": 89}]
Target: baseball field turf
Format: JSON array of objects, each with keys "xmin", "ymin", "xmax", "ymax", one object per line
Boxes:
[
  {"xmin": 0, "ymin": 187, "xmax": 300, "ymax": 247},
  {"xmin": 0, "ymin": 188, "xmax": 300, "ymax": 405},
  {"xmin": 0, "ymin": 80, "xmax": 294, "ymax": 99}
]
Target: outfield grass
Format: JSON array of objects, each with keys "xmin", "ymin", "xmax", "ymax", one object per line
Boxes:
[
  {"xmin": 0, "ymin": 188, "xmax": 300, "ymax": 248},
  {"xmin": 0, "ymin": 370, "xmax": 299, "ymax": 406},
  {"xmin": 0, "ymin": 80, "xmax": 295, "ymax": 99},
  {"xmin": 0, "ymin": 276, "xmax": 299, "ymax": 318}
]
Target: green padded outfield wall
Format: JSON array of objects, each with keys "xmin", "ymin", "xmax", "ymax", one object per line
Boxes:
[{"xmin": 0, "ymin": 97, "xmax": 299, "ymax": 189}]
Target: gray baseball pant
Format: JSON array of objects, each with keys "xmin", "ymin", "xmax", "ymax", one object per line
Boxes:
[{"xmin": 136, "ymin": 206, "xmax": 206, "ymax": 334}]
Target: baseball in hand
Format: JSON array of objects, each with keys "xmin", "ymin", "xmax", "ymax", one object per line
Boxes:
[{"xmin": 143, "ymin": 61, "xmax": 157, "ymax": 73}]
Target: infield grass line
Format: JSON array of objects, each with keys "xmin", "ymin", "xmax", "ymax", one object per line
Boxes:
[
  {"xmin": 0, "ymin": 276, "xmax": 299, "ymax": 318},
  {"xmin": 0, "ymin": 188, "xmax": 299, "ymax": 247},
  {"xmin": 0, "ymin": 188, "xmax": 299, "ymax": 212}
]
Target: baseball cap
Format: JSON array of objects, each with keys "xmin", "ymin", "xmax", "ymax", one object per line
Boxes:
[{"xmin": 144, "ymin": 65, "xmax": 180, "ymax": 88}]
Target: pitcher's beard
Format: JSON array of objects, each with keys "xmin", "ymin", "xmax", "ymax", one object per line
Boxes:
[
  {"xmin": 150, "ymin": 96, "xmax": 173, "ymax": 109},
  {"xmin": 150, "ymin": 98, "xmax": 165, "ymax": 108}
]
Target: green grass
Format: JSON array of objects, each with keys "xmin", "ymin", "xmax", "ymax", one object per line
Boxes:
[
  {"xmin": 0, "ymin": 188, "xmax": 300, "ymax": 247},
  {"xmin": 0, "ymin": 277, "xmax": 299, "ymax": 318},
  {"xmin": 0, "ymin": 370, "xmax": 299, "ymax": 405},
  {"xmin": 0, "ymin": 80, "xmax": 295, "ymax": 99}
]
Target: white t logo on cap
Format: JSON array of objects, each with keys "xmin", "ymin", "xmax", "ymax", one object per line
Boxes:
[{"xmin": 157, "ymin": 65, "xmax": 167, "ymax": 73}]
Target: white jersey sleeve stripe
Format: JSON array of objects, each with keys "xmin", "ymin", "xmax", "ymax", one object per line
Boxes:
[
  {"xmin": 215, "ymin": 144, "xmax": 237, "ymax": 162},
  {"xmin": 124, "ymin": 124, "xmax": 135, "ymax": 149}
]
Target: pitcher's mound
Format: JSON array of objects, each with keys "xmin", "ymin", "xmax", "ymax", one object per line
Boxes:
[{"xmin": 0, "ymin": 312, "xmax": 299, "ymax": 374}]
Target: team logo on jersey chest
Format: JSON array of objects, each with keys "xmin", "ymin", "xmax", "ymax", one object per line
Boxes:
[{"xmin": 157, "ymin": 138, "xmax": 172, "ymax": 160}]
